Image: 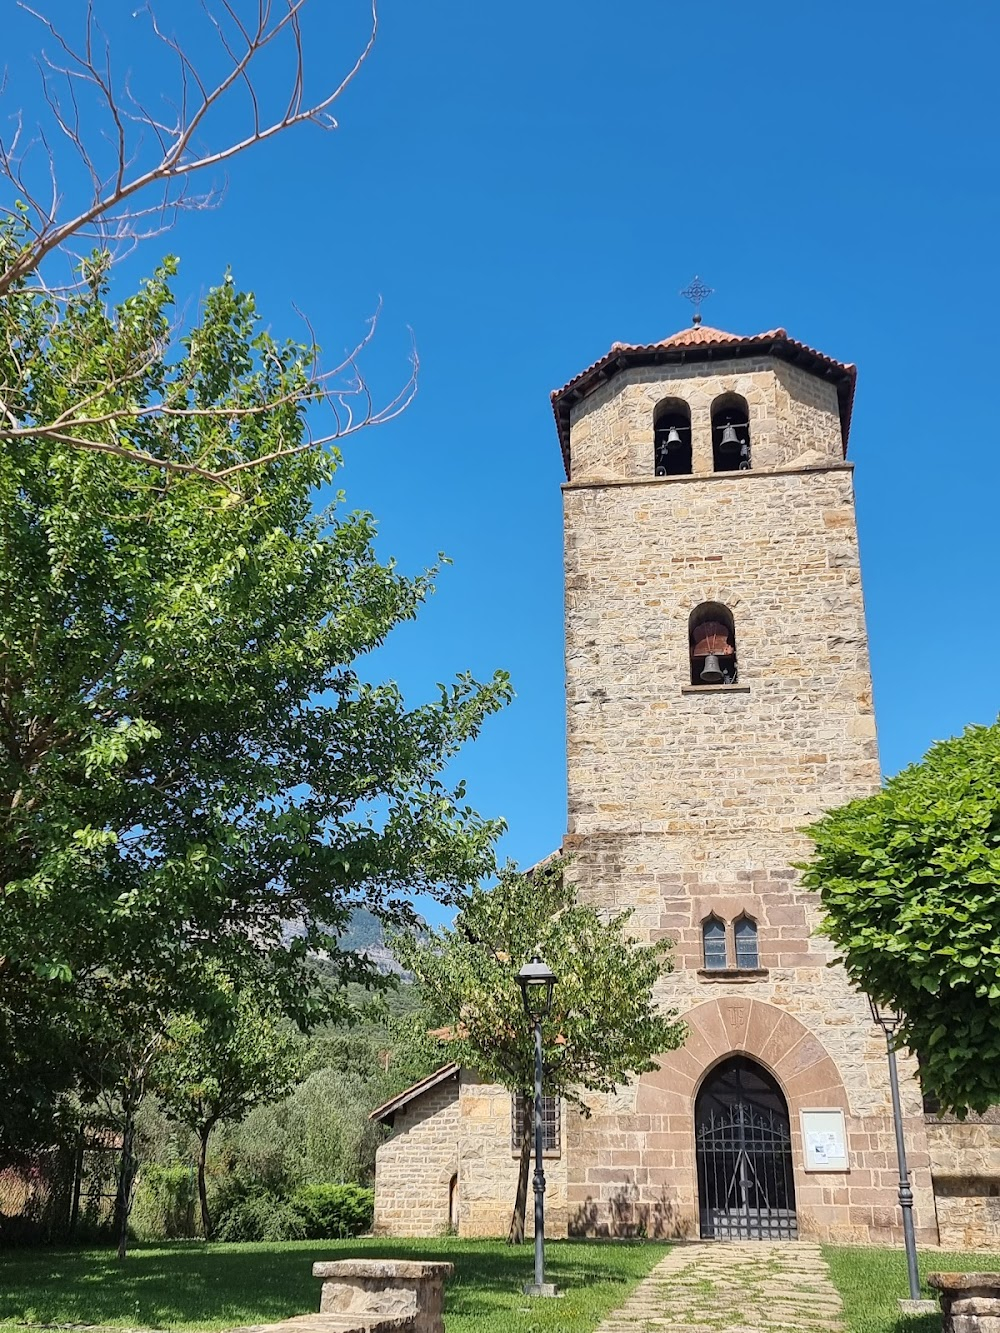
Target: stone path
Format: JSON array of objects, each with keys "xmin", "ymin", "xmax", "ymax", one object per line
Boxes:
[{"xmin": 595, "ymin": 1242, "xmax": 846, "ymax": 1333}]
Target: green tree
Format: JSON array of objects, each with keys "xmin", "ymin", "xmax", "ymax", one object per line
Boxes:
[
  {"xmin": 801, "ymin": 720, "xmax": 1000, "ymax": 1114},
  {"xmin": 155, "ymin": 975, "xmax": 304, "ymax": 1238},
  {"xmin": 395, "ymin": 860, "xmax": 686, "ymax": 1242},
  {"xmin": 0, "ymin": 233, "xmax": 510, "ymax": 1157}
]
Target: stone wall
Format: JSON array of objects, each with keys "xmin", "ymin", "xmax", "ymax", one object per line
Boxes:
[
  {"xmin": 567, "ymin": 356, "xmax": 843, "ymax": 482},
  {"xmin": 372, "ymin": 1071, "xmax": 569, "ymax": 1240},
  {"xmin": 457, "ymin": 1072, "xmax": 568, "ymax": 1239},
  {"xmin": 560, "ymin": 385, "xmax": 936, "ymax": 1243},
  {"xmin": 928, "ymin": 1115, "xmax": 1000, "ymax": 1249},
  {"xmin": 373, "ymin": 1076, "xmax": 460, "ymax": 1237}
]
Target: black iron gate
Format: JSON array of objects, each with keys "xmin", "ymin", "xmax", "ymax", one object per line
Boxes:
[{"xmin": 696, "ymin": 1056, "xmax": 797, "ymax": 1240}]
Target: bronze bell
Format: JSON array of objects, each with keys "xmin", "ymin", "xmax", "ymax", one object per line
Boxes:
[
  {"xmin": 719, "ymin": 423, "xmax": 740, "ymax": 450},
  {"xmin": 700, "ymin": 653, "xmax": 724, "ymax": 684},
  {"xmin": 664, "ymin": 426, "xmax": 682, "ymax": 447}
]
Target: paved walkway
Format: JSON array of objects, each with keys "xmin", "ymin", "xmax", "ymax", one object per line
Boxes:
[{"xmin": 595, "ymin": 1242, "xmax": 846, "ymax": 1333}]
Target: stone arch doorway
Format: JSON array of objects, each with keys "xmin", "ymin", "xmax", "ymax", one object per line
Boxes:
[{"xmin": 695, "ymin": 1055, "xmax": 797, "ymax": 1240}]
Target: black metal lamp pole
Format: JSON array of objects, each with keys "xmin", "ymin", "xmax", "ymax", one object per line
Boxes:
[
  {"xmin": 869, "ymin": 996, "xmax": 920, "ymax": 1302},
  {"xmin": 516, "ymin": 953, "xmax": 557, "ymax": 1298}
]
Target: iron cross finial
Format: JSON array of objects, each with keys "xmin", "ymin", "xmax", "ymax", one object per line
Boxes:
[{"xmin": 680, "ymin": 275, "xmax": 714, "ymax": 326}]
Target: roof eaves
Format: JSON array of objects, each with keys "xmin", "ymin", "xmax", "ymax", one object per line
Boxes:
[
  {"xmin": 368, "ymin": 1062, "xmax": 460, "ymax": 1125},
  {"xmin": 551, "ymin": 332, "xmax": 857, "ymax": 476}
]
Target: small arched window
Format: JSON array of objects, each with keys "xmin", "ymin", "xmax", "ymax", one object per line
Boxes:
[
  {"xmin": 734, "ymin": 915, "xmax": 759, "ymax": 970},
  {"xmin": 653, "ymin": 398, "xmax": 692, "ymax": 476},
  {"xmin": 689, "ymin": 603, "xmax": 737, "ymax": 686},
  {"xmin": 711, "ymin": 393, "xmax": 751, "ymax": 472},
  {"xmin": 702, "ymin": 915, "xmax": 728, "ymax": 970}
]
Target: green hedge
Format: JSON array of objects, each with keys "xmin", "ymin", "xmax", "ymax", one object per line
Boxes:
[
  {"xmin": 214, "ymin": 1183, "xmax": 374, "ymax": 1242},
  {"xmin": 131, "ymin": 1165, "xmax": 197, "ymax": 1240}
]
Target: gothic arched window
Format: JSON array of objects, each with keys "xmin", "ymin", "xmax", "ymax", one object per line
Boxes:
[
  {"xmin": 653, "ymin": 398, "xmax": 692, "ymax": 476},
  {"xmin": 702, "ymin": 915, "xmax": 728, "ymax": 971},
  {"xmin": 689, "ymin": 603, "xmax": 738, "ymax": 686},
  {"xmin": 711, "ymin": 393, "xmax": 751, "ymax": 472},
  {"xmin": 734, "ymin": 915, "xmax": 760, "ymax": 970}
]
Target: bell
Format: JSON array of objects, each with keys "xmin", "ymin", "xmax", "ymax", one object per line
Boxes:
[
  {"xmin": 700, "ymin": 653, "xmax": 724, "ymax": 684},
  {"xmin": 719, "ymin": 423, "xmax": 740, "ymax": 451},
  {"xmin": 664, "ymin": 426, "xmax": 683, "ymax": 447}
]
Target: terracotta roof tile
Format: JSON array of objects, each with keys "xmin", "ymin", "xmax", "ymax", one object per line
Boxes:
[{"xmin": 551, "ymin": 324, "xmax": 857, "ymax": 476}]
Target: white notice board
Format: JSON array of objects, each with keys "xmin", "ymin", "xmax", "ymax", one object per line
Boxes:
[{"xmin": 800, "ymin": 1108, "xmax": 849, "ymax": 1172}]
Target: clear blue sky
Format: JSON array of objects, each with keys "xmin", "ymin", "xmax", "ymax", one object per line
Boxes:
[{"xmin": 8, "ymin": 2, "xmax": 1000, "ymax": 924}]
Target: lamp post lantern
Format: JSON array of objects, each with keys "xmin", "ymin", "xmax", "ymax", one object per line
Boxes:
[
  {"xmin": 868, "ymin": 995, "xmax": 921, "ymax": 1302},
  {"xmin": 516, "ymin": 952, "xmax": 558, "ymax": 1298}
]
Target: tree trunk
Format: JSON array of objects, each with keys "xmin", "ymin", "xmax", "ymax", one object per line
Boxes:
[
  {"xmin": 197, "ymin": 1123, "xmax": 215, "ymax": 1240},
  {"xmin": 114, "ymin": 1108, "xmax": 138, "ymax": 1261},
  {"xmin": 507, "ymin": 1109, "xmax": 532, "ymax": 1245}
]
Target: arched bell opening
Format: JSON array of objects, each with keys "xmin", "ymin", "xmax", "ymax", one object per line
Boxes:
[
  {"xmin": 711, "ymin": 393, "xmax": 751, "ymax": 472},
  {"xmin": 653, "ymin": 398, "xmax": 692, "ymax": 476},
  {"xmin": 695, "ymin": 1055, "xmax": 797, "ymax": 1240},
  {"xmin": 689, "ymin": 602, "xmax": 737, "ymax": 686}
]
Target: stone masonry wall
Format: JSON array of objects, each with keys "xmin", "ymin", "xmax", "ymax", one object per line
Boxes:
[
  {"xmin": 373, "ymin": 1078, "xmax": 460, "ymax": 1238},
  {"xmin": 457, "ymin": 1072, "xmax": 568, "ymax": 1239},
  {"xmin": 567, "ymin": 356, "xmax": 842, "ymax": 482},
  {"xmin": 927, "ymin": 1117, "xmax": 1000, "ymax": 1249},
  {"xmin": 560, "ymin": 431, "xmax": 936, "ymax": 1243}
]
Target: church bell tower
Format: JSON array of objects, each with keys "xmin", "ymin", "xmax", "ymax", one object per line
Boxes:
[{"xmin": 551, "ymin": 317, "xmax": 935, "ymax": 1243}]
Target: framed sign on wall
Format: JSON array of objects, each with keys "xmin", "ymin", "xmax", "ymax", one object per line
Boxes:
[{"xmin": 800, "ymin": 1108, "xmax": 849, "ymax": 1172}]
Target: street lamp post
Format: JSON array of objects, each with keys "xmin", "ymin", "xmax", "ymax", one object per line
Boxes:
[
  {"xmin": 516, "ymin": 952, "xmax": 558, "ymax": 1298},
  {"xmin": 868, "ymin": 996, "xmax": 920, "ymax": 1302}
]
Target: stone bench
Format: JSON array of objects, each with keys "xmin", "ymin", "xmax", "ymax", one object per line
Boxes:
[
  {"xmin": 230, "ymin": 1317, "xmax": 412, "ymax": 1333},
  {"xmin": 313, "ymin": 1260, "xmax": 454, "ymax": 1333},
  {"xmin": 929, "ymin": 1272, "xmax": 1000, "ymax": 1333}
]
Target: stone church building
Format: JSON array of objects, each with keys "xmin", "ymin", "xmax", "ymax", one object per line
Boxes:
[{"xmin": 370, "ymin": 320, "xmax": 999, "ymax": 1247}]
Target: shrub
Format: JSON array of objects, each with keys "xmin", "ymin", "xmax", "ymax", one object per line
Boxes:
[
  {"xmin": 213, "ymin": 1192, "xmax": 307, "ymax": 1243},
  {"xmin": 290, "ymin": 1183, "xmax": 374, "ymax": 1238},
  {"xmin": 131, "ymin": 1164, "xmax": 197, "ymax": 1241}
]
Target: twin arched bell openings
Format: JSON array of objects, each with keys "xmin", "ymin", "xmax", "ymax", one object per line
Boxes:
[
  {"xmin": 701, "ymin": 913, "xmax": 760, "ymax": 971},
  {"xmin": 652, "ymin": 393, "xmax": 751, "ymax": 476},
  {"xmin": 689, "ymin": 602, "xmax": 737, "ymax": 686}
]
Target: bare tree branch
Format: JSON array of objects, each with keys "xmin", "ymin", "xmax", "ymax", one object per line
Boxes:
[
  {"xmin": 0, "ymin": 1, "xmax": 419, "ymax": 484},
  {"xmin": 0, "ymin": 0, "xmax": 378, "ymax": 296}
]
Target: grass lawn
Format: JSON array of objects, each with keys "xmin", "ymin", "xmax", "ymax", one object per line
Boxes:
[
  {"xmin": 824, "ymin": 1245, "xmax": 1000, "ymax": 1333},
  {"xmin": 0, "ymin": 1237, "xmax": 668, "ymax": 1333}
]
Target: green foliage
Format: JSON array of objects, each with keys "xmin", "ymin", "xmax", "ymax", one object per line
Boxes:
[
  {"xmin": 395, "ymin": 860, "xmax": 686, "ymax": 1106},
  {"xmin": 0, "ymin": 213, "xmax": 510, "ymax": 1156},
  {"xmin": 206, "ymin": 999, "xmax": 439, "ymax": 1201},
  {"xmin": 801, "ymin": 720, "xmax": 1000, "ymax": 1113},
  {"xmin": 155, "ymin": 975, "xmax": 305, "ymax": 1138},
  {"xmin": 213, "ymin": 1193, "xmax": 307, "ymax": 1243},
  {"xmin": 289, "ymin": 1183, "xmax": 374, "ymax": 1238},
  {"xmin": 130, "ymin": 1165, "xmax": 197, "ymax": 1241}
]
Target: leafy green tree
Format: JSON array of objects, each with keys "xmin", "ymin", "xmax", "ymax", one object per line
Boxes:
[
  {"xmin": 801, "ymin": 720, "xmax": 1000, "ymax": 1114},
  {"xmin": 0, "ymin": 229, "xmax": 510, "ymax": 1157},
  {"xmin": 155, "ymin": 975, "xmax": 304, "ymax": 1238},
  {"xmin": 395, "ymin": 860, "xmax": 686, "ymax": 1242}
]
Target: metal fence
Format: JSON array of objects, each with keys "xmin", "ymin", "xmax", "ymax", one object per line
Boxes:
[{"xmin": 0, "ymin": 1137, "xmax": 119, "ymax": 1244}]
